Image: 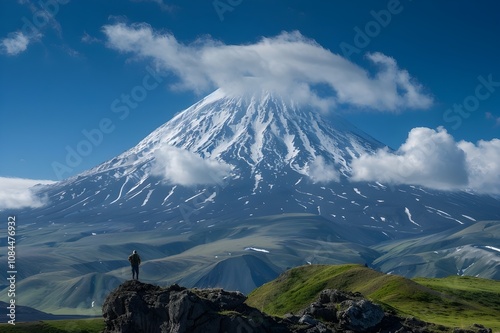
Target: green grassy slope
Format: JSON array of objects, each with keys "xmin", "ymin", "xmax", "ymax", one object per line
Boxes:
[
  {"xmin": 413, "ymin": 276, "xmax": 500, "ymax": 330},
  {"xmin": 246, "ymin": 264, "xmax": 500, "ymax": 332},
  {"xmin": 0, "ymin": 318, "xmax": 104, "ymax": 333}
]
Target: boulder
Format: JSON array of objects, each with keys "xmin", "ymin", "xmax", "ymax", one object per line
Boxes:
[
  {"xmin": 337, "ymin": 299, "xmax": 384, "ymax": 331},
  {"xmin": 303, "ymin": 301, "xmax": 337, "ymax": 323}
]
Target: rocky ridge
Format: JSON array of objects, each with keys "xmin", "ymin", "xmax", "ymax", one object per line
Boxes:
[{"xmin": 102, "ymin": 280, "xmax": 493, "ymax": 333}]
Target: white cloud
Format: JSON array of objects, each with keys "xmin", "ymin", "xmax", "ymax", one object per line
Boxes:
[
  {"xmin": 0, "ymin": 177, "xmax": 56, "ymax": 209},
  {"xmin": 458, "ymin": 139, "xmax": 500, "ymax": 195},
  {"xmin": 102, "ymin": 23, "xmax": 433, "ymax": 112},
  {"xmin": 2, "ymin": 32, "xmax": 29, "ymax": 55},
  {"xmin": 2, "ymin": 0, "xmax": 67, "ymax": 56},
  {"xmin": 351, "ymin": 127, "xmax": 468, "ymax": 190},
  {"xmin": 152, "ymin": 145, "xmax": 233, "ymax": 186},
  {"xmin": 307, "ymin": 156, "xmax": 340, "ymax": 183},
  {"xmin": 350, "ymin": 127, "xmax": 500, "ymax": 195}
]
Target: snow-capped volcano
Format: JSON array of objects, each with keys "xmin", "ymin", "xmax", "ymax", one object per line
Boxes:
[
  {"xmin": 22, "ymin": 89, "xmax": 500, "ymax": 235},
  {"xmin": 4, "ymin": 89, "xmax": 500, "ymax": 316},
  {"xmin": 88, "ymin": 89, "xmax": 382, "ymax": 180}
]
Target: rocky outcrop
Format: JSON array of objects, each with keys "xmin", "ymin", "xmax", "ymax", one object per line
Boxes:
[
  {"xmin": 102, "ymin": 281, "xmax": 492, "ymax": 333},
  {"xmin": 304, "ymin": 289, "xmax": 385, "ymax": 331},
  {"xmin": 102, "ymin": 280, "xmax": 288, "ymax": 333},
  {"xmin": 291, "ymin": 289, "xmax": 390, "ymax": 332}
]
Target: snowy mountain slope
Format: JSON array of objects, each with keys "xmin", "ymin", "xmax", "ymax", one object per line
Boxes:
[
  {"xmin": 85, "ymin": 89, "xmax": 382, "ymax": 175},
  {"xmin": 19, "ymin": 89, "xmax": 500, "ymax": 236}
]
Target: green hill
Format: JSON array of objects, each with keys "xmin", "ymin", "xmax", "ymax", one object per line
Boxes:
[{"xmin": 246, "ymin": 264, "xmax": 500, "ymax": 332}]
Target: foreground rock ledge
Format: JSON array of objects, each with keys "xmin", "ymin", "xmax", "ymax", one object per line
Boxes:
[
  {"xmin": 102, "ymin": 280, "xmax": 287, "ymax": 333},
  {"xmin": 102, "ymin": 280, "xmax": 493, "ymax": 333}
]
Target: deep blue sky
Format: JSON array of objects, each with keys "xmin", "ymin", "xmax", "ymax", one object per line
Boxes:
[{"xmin": 1, "ymin": 0, "xmax": 499, "ymax": 181}]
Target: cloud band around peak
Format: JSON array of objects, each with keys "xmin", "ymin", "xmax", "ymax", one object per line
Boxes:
[{"xmin": 102, "ymin": 23, "xmax": 433, "ymax": 112}]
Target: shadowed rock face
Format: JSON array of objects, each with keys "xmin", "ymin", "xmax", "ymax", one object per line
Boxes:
[
  {"xmin": 102, "ymin": 281, "xmax": 493, "ymax": 333},
  {"xmin": 102, "ymin": 280, "xmax": 287, "ymax": 333}
]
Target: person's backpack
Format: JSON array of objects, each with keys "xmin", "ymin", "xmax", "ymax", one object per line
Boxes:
[{"xmin": 129, "ymin": 253, "xmax": 140, "ymax": 265}]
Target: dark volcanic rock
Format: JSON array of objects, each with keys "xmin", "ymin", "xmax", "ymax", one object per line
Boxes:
[{"xmin": 102, "ymin": 280, "xmax": 287, "ymax": 333}]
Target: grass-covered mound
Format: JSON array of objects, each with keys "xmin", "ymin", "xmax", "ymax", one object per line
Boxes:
[{"xmin": 246, "ymin": 264, "xmax": 500, "ymax": 332}]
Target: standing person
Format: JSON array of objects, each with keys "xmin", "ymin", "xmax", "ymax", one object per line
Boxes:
[{"xmin": 128, "ymin": 250, "xmax": 141, "ymax": 280}]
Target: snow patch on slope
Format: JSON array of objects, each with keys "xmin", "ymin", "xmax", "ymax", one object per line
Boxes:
[{"xmin": 404, "ymin": 207, "xmax": 421, "ymax": 227}]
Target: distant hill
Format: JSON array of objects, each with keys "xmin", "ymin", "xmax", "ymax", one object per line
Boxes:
[
  {"xmin": 373, "ymin": 220, "xmax": 500, "ymax": 279},
  {"xmin": 0, "ymin": 301, "xmax": 96, "ymax": 322},
  {"xmin": 246, "ymin": 264, "xmax": 500, "ymax": 331}
]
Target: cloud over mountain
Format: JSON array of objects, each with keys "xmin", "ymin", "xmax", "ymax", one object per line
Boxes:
[
  {"xmin": 307, "ymin": 156, "xmax": 340, "ymax": 183},
  {"xmin": 0, "ymin": 177, "xmax": 56, "ymax": 209},
  {"xmin": 351, "ymin": 127, "xmax": 500, "ymax": 195},
  {"xmin": 152, "ymin": 145, "xmax": 232, "ymax": 186},
  {"xmin": 100, "ymin": 23, "xmax": 499, "ymax": 196},
  {"xmin": 459, "ymin": 138, "xmax": 500, "ymax": 195},
  {"xmin": 102, "ymin": 23, "xmax": 433, "ymax": 112}
]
